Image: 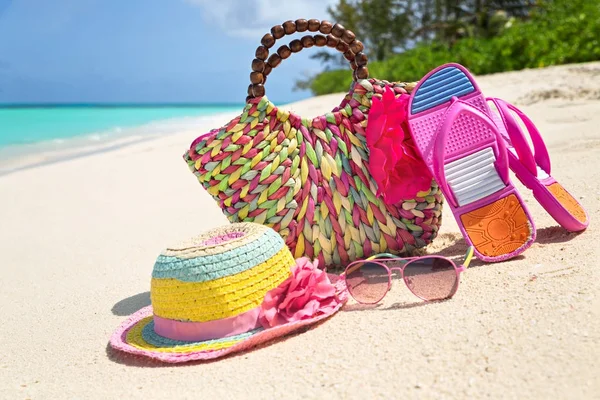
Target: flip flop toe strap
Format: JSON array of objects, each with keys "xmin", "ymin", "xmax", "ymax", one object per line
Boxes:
[
  {"xmin": 488, "ymin": 97, "xmax": 552, "ymax": 176},
  {"xmin": 432, "ymin": 97, "xmax": 510, "ymax": 208}
]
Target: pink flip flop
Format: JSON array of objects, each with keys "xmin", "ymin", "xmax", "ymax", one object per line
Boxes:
[
  {"xmin": 407, "ymin": 63, "xmax": 536, "ymax": 262},
  {"xmin": 487, "ymin": 97, "xmax": 589, "ymax": 232}
]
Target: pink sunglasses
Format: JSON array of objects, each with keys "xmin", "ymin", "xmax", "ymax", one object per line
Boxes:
[{"xmin": 341, "ymin": 247, "xmax": 474, "ymax": 304}]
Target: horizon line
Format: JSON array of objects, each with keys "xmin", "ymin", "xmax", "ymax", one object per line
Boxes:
[{"xmin": 0, "ymin": 102, "xmax": 252, "ymax": 108}]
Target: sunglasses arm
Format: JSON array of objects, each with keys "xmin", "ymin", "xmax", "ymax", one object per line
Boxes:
[
  {"xmin": 366, "ymin": 253, "xmax": 396, "ymax": 260},
  {"xmin": 461, "ymin": 246, "xmax": 475, "ymax": 270}
]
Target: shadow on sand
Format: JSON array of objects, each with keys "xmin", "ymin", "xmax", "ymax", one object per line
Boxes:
[
  {"xmin": 533, "ymin": 226, "xmax": 586, "ymax": 245},
  {"xmin": 111, "ymin": 292, "xmax": 151, "ymax": 316}
]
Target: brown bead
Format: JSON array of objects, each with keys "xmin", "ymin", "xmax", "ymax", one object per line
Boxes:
[
  {"xmin": 251, "ymin": 84, "xmax": 266, "ymax": 97},
  {"xmin": 267, "ymin": 53, "xmax": 282, "ymax": 68},
  {"xmin": 277, "ymin": 45, "xmax": 292, "ymax": 59},
  {"xmin": 263, "ymin": 64, "xmax": 272, "ymax": 76},
  {"xmin": 250, "ymin": 71, "xmax": 264, "ymax": 85},
  {"xmin": 271, "ymin": 25, "xmax": 285, "ymax": 39},
  {"xmin": 247, "ymin": 84, "xmax": 254, "ymax": 96},
  {"xmin": 341, "ymin": 30, "xmax": 356, "ymax": 44},
  {"xmin": 255, "ymin": 46, "xmax": 269, "ymax": 61},
  {"xmin": 319, "ymin": 20, "xmax": 333, "ymax": 34},
  {"xmin": 355, "ymin": 66, "xmax": 369, "ymax": 79},
  {"xmin": 295, "ymin": 19, "xmax": 308, "ymax": 32},
  {"xmin": 251, "ymin": 58, "xmax": 265, "ymax": 72},
  {"xmin": 261, "ymin": 33, "xmax": 275, "ymax": 48},
  {"xmin": 326, "ymin": 34, "xmax": 340, "ymax": 48},
  {"xmin": 336, "ymin": 41, "xmax": 349, "ymax": 53},
  {"xmin": 308, "ymin": 19, "xmax": 320, "ymax": 32},
  {"xmin": 350, "ymin": 61, "xmax": 357, "ymax": 70},
  {"xmin": 283, "ymin": 20, "xmax": 296, "ymax": 35},
  {"xmin": 349, "ymin": 40, "xmax": 364, "ymax": 54},
  {"xmin": 290, "ymin": 39, "xmax": 303, "ymax": 53},
  {"xmin": 343, "ymin": 50, "xmax": 355, "ymax": 62},
  {"xmin": 355, "ymin": 52, "xmax": 368, "ymax": 66},
  {"xmin": 331, "ymin": 23, "xmax": 345, "ymax": 38},
  {"xmin": 314, "ymin": 34, "xmax": 327, "ymax": 47},
  {"xmin": 301, "ymin": 35, "xmax": 315, "ymax": 48}
]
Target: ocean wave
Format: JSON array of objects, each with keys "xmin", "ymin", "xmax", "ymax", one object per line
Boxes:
[{"xmin": 0, "ymin": 109, "xmax": 241, "ymax": 175}]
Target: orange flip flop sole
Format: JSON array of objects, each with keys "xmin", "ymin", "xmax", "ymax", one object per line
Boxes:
[{"xmin": 460, "ymin": 194, "xmax": 532, "ymax": 258}]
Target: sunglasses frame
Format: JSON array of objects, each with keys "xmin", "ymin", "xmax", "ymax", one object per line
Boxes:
[{"xmin": 342, "ymin": 247, "xmax": 474, "ymax": 304}]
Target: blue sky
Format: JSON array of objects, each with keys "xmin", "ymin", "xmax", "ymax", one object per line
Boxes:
[{"xmin": 0, "ymin": 0, "xmax": 339, "ymax": 104}]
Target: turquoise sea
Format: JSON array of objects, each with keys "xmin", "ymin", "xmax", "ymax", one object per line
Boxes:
[{"xmin": 0, "ymin": 104, "xmax": 243, "ymax": 148}]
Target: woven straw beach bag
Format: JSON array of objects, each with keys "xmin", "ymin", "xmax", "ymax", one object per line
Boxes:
[{"xmin": 183, "ymin": 19, "xmax": 444, "ymax": 268}]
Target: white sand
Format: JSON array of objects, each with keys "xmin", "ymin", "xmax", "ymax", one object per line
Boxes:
[{"xmin": 1, "ymin": 62, "xmax": 599, "ymax": 399}]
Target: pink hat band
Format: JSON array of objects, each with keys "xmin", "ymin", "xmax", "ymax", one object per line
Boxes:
[{"xmin": 152, "ymin": 307, "xmax": 262, "ymax": 342}]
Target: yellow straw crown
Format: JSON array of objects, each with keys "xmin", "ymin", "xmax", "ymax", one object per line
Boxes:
[{"xmin": 150, "ymin": 223, "xmax": 294, "ymax": 323}]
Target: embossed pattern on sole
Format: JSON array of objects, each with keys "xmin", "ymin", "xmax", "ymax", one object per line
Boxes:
[
  {"xmin": 460, "ymin": 194, "xmax": 531, "ymax": 257},
  {"xmin": 546, "ymin": 183, "xmax": 588, "ymax": 223}
]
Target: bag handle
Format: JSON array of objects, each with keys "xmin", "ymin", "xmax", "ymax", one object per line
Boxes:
[{"xmin": 247, "ymin": 19, "xmax": 369, "ymax": 100}]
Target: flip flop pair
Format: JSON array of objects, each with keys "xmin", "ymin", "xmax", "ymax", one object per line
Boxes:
[{"xmin": 407, "ymin": 63, "xmax": 588, "ymax": 262}]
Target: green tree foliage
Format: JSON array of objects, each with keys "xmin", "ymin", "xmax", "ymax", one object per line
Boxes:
[
  {"xmin": 305, "ymin": 0, "xmax": 600, "ymax": 95},
  {"xmin": 417, "ymin": 0, "xmax": 534, "ymax": 43},
  {"xmin": 317, "ymin": 0, "xmax": 414, "ymax": 63}
]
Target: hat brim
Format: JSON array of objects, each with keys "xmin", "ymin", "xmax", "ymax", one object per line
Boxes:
[{"xmin": 110, "ymin": 275, "xmax": 347, "ymax": 363}]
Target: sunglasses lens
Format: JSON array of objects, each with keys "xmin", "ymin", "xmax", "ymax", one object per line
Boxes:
[
  {"xmin": 345, "ymin": 262, "xmax": 389, "ymax": 304},
  {"xmin": 403, "ymin": 258, "xmax": 458, "ymax": 301}
]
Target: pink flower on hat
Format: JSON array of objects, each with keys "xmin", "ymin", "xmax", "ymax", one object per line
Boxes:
[
  {"xmin": 259, "ymin": 258, "xmax": 341, "ymax": 328},
  {"xmin": 366, "ymin": 86, "xmax": 432, "ymax": 204}
]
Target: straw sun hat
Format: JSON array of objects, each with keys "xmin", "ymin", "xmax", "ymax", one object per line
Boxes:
[{"xmin": 110, "ymin": 222, "xmax": 347, "ymax": 363}]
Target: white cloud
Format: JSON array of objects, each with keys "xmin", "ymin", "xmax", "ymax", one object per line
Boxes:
[{"xmin": 184, "ymin": 0, "xmax": 339, "ymax": 38}]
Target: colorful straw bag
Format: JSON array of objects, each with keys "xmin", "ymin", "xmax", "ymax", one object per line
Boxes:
[{"xmin": 183, "ymin": 19, "xmax": 444, "ymax": 268}]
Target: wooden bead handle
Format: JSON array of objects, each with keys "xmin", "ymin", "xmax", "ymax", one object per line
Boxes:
[{"xmin": 247, "ymin": 19, "xmax": 369, "ymax": 100}]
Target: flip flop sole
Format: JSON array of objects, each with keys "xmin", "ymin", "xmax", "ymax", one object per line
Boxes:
[
  {"xmin": 408, "ymin": 64, "xmax": 535, "ymax": 262},
  {"xmin": 460, "ymin": 194, "xmax": 532, "ymax": 257},
  {"xmin": 546, "ymin": 183, "xmax": 588, "ymax": 224},
  {"xmin": 510, "ymin": 149, "xmax": 589, "ymax": 232}
]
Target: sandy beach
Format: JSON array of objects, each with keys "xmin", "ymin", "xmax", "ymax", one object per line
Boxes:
[{"xmin": 1, "ymin": 62, "xmax": 599, "ymax": 399}]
